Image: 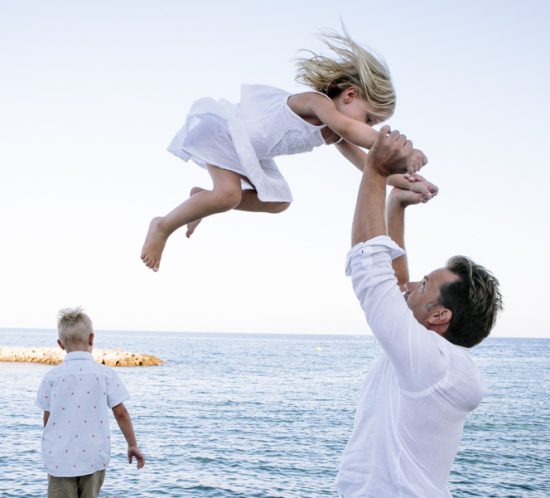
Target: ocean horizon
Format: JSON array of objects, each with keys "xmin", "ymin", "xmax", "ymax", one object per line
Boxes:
[{"xmin": 1, "ymin": 329, "xmax": 548, "ymax": 497}]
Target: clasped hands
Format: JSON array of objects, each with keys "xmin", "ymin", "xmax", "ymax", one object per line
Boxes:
[{"xmin": 368, "ymin": 125, "xmax": 428, "ymax": 176}]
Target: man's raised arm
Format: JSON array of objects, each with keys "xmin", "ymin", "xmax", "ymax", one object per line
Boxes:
[
  {"xmin": 387, "ymin": 175, "xmax": 438, "ymax": 289},
  {"xmin": 351, "ymin": 126, "xmax": 415, "ymax": 246}
]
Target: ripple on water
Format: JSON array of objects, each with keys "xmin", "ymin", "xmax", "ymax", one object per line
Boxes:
[{"xmin": 1, "ymin": 332, "xmax": 549, "ymax": 497}]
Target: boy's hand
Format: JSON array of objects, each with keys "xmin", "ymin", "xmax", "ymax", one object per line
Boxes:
[{"xmin": 128, "ymin": 446, "xmax": 145, "ymax": 469}]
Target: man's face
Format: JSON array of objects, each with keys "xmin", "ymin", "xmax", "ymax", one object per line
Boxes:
[{"xmin": 403, "ymin": 267, "xmax": 459, "ymax": 327}]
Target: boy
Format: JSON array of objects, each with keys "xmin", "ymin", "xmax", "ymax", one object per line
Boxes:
[{"xmin": 36, "ymin": 307, "xmax": 145, "ymax": 498}]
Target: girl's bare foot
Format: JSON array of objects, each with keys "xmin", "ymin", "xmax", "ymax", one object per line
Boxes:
[{"xmin": 141, "ymin": 217, "xmax": 168, "ymax": 272}]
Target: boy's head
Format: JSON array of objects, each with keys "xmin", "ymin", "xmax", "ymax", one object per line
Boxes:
[{"xmin": 57, "ymin": 307, "xmax": 94, "ymax": 352}]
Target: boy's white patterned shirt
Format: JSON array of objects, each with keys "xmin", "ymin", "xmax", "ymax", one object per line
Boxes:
[{"xmin": 36, "ymin": 351, "xmax": 129, "ymax": 477}]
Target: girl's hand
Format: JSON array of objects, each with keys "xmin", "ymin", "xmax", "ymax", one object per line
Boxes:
[
  {"xmin": 390, "ymin": 173, "xmax": 439, "ymax": 202},
  {"xmin": 406, "ymin": 148, "xmax": 428, "ymax": 174},
  {"xmin": 407, "ymin": 173, "xmax": 439, "ymax": 202}
]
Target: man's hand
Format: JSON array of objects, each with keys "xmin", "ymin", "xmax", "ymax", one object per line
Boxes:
[
  {"xmin": 128, "ymin": 445, "xmax": 145, "ymax": 469},
  {"xmin": 366, "ymin": 126, "xmax": 418, "ymax": 176},
  {"xmin": 389, "ymin": 187, "xmax": 427, "ymax": 208}
]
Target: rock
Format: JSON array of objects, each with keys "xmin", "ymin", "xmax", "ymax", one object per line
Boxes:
[{"xmin": 0, "ymin": 347, "xmax": 164, "ymax": 367}]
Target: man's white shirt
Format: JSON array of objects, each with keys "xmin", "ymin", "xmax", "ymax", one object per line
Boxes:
[
  {"xmin": 36, "ymin": 351, "xmax": 129, "ymax": 477},
  {"xmin": 335, "ymin": 236, "xmax": 486, "ymax": 498}
]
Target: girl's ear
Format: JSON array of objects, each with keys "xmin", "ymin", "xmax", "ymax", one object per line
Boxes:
[{"xmin": 345, "ymin": 86, "xmax": 359, "ymax": 102}]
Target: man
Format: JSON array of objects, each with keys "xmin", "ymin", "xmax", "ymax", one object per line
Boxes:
[{"xmin": 335, "ymin": 127, "xmax": 502, "ymax": 497}]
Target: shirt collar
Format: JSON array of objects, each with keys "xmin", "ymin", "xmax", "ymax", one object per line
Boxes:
[{"xmin": 64, "ymin": 351, "xmax": 94, "ymax": 362}]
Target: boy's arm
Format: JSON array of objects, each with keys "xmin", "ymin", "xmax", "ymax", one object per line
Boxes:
[
  {"xmin": 43, "ymin": 411, "xmax": 50, "ymax": 427},
  {"xmin": 112, "ymin": 403, "xmax": 145, "ymax": 469}
]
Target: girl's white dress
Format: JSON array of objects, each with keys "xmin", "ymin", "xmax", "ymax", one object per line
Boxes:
[{"xmin": 167, "ymin": 84, "xmax": 332, "ymax": 202}]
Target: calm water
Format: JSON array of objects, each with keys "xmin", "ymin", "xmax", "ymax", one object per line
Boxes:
[{"xmin": 0, "ymin": 330, "xmax": 548, "ymax": 497}]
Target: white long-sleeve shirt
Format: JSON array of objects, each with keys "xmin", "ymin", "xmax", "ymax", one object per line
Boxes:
[{"xmin": 335, "ymin": 236, "xmax": 486, "ymax": 498}]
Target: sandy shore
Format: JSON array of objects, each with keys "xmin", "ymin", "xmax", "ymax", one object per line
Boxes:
[{"xmin": 0, "ymin": 346, "xmax": 164, "ymax": 367}]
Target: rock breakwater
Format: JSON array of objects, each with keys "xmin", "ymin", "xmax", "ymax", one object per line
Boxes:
[{"xmin": 0, "ymin": 347, "xmax": 164, "ymax": 367}]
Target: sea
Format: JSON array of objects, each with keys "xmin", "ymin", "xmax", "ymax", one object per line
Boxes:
[{"xmin": 0, "ymin": 329, "xmax": 548, "ymax": 498}]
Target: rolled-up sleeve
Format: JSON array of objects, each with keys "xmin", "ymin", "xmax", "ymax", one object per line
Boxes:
[
  {"xmin": 106, "ymin": 370, "xmax": 130, "ymax": 409},
  {"xmin": 347, "ymin": 236, "xmax": 446, "ymax": 392}
]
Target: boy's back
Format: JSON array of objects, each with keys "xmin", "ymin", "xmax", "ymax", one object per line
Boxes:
[
  {"xmin": 36, "ymin": 307, "xmax": 143, "ymax": 498},
  {"xmin": 36, "ymin": 351, "xmax": 129, "ymax": 477}
]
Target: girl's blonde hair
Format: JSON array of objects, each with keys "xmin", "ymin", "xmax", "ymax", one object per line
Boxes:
[{"xmin": 296, "ymin": 27, "xmax": 395, "ymax": 122}]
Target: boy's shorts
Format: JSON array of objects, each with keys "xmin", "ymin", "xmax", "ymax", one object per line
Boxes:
[{"xmin": 48, "ymin": 470, "xmax": 105, "ymax": 498}]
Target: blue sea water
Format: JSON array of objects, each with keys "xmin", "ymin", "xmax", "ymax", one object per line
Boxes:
[{"xmin": 0, "ymin": 329, "xmax": 548, "ymax": 498}]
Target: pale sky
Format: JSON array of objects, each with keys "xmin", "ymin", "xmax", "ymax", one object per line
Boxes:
[{"xmin": 1, "ymin": 0, "xmax": 548, "ymax": 337}]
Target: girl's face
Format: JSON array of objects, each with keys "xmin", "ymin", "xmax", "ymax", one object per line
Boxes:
[{"xmin": 335, "ymin": 86, "xmax": 381, "ymax": 126}]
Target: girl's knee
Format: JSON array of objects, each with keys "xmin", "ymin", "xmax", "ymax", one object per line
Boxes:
[
  {"xmin": 214, "ymin": 186, "xmax": 242, "ymax": 211},
  {"xmin": 272, "ymin": 202, "xmax": 290, "ymax": 213},
  {"xmin": 190, "ymin": 186, "xmax": 204, "ymax": 196}
]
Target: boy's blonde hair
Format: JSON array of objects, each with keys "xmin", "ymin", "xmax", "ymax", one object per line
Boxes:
[
  {"xmin": 296, "ymin": 27, "xmax": 395, "ymax": 123},
  {"xmin": 58, "ymin": 307, "xmax": 93, "ymax": 346}
]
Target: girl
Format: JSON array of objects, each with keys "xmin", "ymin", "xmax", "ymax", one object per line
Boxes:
[{"xmin": 141, "ymin": 29, "xmax": 431, "ymax": 271}]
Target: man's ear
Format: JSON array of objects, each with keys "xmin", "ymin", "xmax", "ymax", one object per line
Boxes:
[
  {"xmin": 427, "ymin": 307, "xmax": 453, "ymax": 334},
  {"xmin": 57, "ymin": 339, "xmax": 65, "ymax": 350},
  {"xmin": 88, "ymin": 333, "xmax": 94, "ymax": 347}
]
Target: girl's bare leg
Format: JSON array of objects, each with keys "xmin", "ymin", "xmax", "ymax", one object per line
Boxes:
[
  {"xmin": 236, "ymin": 190, "xmax": 291, "ymax": 213},
  {"xmin": 185, "ymin": 188, "xmax": 290, "ymax": 237},
  {"xmin": 141, "ymin": 165, "xmax": 243, "ymax": 271},
  {"xmin": 185, "ymin": 187, "xmax": 207, "ymax": 238}
]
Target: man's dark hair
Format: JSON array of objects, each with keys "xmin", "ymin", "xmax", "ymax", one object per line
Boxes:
[{"xmin": 438, "ymin": 256, "xmax": 503, "ymax": 348}]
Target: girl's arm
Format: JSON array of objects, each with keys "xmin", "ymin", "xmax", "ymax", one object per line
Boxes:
[
  {"xmin": 335, "ymin": 142, "xmax": 434, "ymax": 196},
  {"xmin": 298, "ymin": 93, "xmax": 378, "ymax": 148},
  {"xmin": 289, "ymin": 93, "xmax": 427, "ymax": 173},
  {"xmin": 335, "ymin": 141, "xmax": 368, "ymax": 172}
]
